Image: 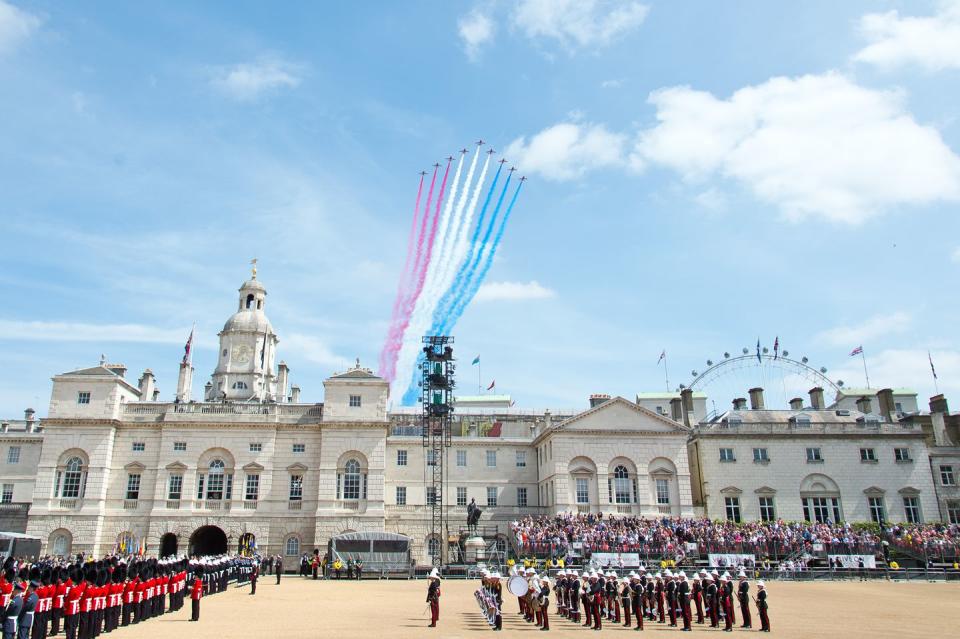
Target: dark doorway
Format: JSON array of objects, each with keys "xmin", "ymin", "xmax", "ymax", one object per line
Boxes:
[
  {"xmin": 160, "ymin": 533, "xmax": 178, "ymax": 558},
  {"xmin": 189, "ymin": 525, "xmax": 227, "ymax": 557}
]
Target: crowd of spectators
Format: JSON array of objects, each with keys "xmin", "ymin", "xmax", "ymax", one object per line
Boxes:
[{"xmin": 510, "ymin": 513, "xmax": 959, "ymax": 561}]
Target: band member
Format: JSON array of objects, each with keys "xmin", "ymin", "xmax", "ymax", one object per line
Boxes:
[
  {"xmin": 581, "ymin": 573, "xmax": 592, "ymax": 628},
  {"xmin": 537, "ymin": 576, "xmax": 550, "ymax": 631},
  {"xmin": 189, "ymin": 568, "xmax": 202, "ymax": 622},
  {"xmin": 756, "ymin": 581, "xmax": 770, "ymax": 632},
  {"xmin": 569, "ymin": 571, "xmax": 581, "ymax": 624},
  {"xmin": 491, "ymin": 572, "xmax": 503, "ymax": 631},
  {"xmin": 720, "ymin": 575, "xmax": 734, "ymax": 632},
  {"xmin": 654, "ymin": 573, "xmax": 665, "ymax": 624},
  {"xmin": 630, "ymin": 572, "xmax": 643, "ymax": 631},
  {"xmin": 590, "ymin": 572, "xmax": 603, "ymax": 631},
  {"xmin": 643, "ymin": 570, "xmax": 655, "ymax": 621},
  {"xmin": 705, "ymin": 574, "xmax": 719, "ymax": 628},
  {"xmin": 678, "ymin": 572, "xmax": 692, "ymax": 632},
  {"xmin": 736, "ymin": 572, "xmax": 751, "ymax": 628},
  {"xmin": 692, "ymin": 572, "xmax": 704, "ymax": 624},
  {"xmin": 426, "ymin": 569, "xmax": 441, "ymax": 628},
  {"xmin": 665, "ymin": 571, "xmax": 677, "ymax": 627},
  {"xmin": 620, "ymin": 578, "xmax": 632, "ymax": 628}
]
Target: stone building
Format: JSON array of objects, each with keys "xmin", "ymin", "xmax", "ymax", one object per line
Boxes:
[{"xmin": 0, "ymin": 411, "xmax": 43, "ymax": 533}]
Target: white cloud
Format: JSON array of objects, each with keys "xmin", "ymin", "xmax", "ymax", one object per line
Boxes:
[
  {"xmin": 0, "ymin": 0, "xmax": 40, "ymax": 54},
  {"xmin": 601, "ymin": 79, "xmax": 623, "ymax": 89},
  {"xmin": 829, "ymin": 348, "xmax": 960, "ymax": 400},
  {"xmin": 633, "ymin": 72, "xmax": 960, "ymax": 223},
  {"xmin": 853, "ymin": 1, "xmax": 960, "ymax": 71},
  {"xmin": 474, "ymin": 280, "xmax": 557, "ymax": 302},
  {"xmin": 505, "ymin": 122, "xmax": 629, "ymax": 181},
  {"xmin": 458, "ymin": 9, "xmax": 495, "ymax": 61},
  {"xmin": 211, "ymin": 57, "xmax": 302, "ymax": 101},
  {"xmin": 814, "ymin": 311, "xmax": 913, "ymax": 347},
  {"xmin": 952, "ymin": 246, "xmax": 960, "ymax": 262},
  {"xmin": 693, "ymin": 187, "xmax": 727, "ymax": 212},
  {"xmin": 511, "ymin": 0, "xmax": 649, "ymax": 50},
  {"xmin": 0, "ymin": 319, "xmax": 214, "ymax": 347}
]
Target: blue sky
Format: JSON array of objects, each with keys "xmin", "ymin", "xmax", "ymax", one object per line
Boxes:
[{"xmin": 1, "ymin": 0, "xmax": 959, "ymax": 416}]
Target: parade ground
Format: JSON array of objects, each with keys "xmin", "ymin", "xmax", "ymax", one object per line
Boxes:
[{"xmin": 111, "ymin": 577, "xmax": 957, "ymax": 638}]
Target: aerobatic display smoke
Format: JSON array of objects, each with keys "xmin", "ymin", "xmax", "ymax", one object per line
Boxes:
[{"xmin": 379, "ymin": 142, "xmax": 526, "ymax": 403}]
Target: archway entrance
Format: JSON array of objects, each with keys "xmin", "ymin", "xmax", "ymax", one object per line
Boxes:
[
  {"xmin": 238, "ymin": 533, "xmax": 256, "ymax": 556},
  {"xmin": 160, "ymin": 533, "xmax": 178, "ymax": 558},
  {"xmin": 189, "ymin": 525, "xmax": 227, "ymax": 557}
]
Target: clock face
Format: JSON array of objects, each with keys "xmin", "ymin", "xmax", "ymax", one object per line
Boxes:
[{"xmin": 232, "ymin": 344, "xmax": 252, "ymax": 364}]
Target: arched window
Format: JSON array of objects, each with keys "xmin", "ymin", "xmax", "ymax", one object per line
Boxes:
[
  {"xmin": 613, "ymin": 465, "xmax": 632, "ymax": 504},
  {"xmin": 205, "ymin": 459, "xmax": 231, "ymax": 501},
  {"xmin": 246, "ymin": 294, "xmax": 255, "ymax": 309},
  {"xmin": 427, "ymin": 535, "xmax": 441, "ymax": 560},
  {"xmin": 51, "ymin": 531, "xmax": 71, "ymax": 556},
  {"xmin": 285, "ymin": 536, "xmax": 300, "ymax": 556},
  {"xmin": 343, "ymin": 459, "xmax": 361, "ymax": 500},
  {"xmin": 56, "ymin": 456, "xmax": 87, "ymax": 498},
  {"xmin": 232, "ymin": 381, "xmax": 248, "ymax": 390}
]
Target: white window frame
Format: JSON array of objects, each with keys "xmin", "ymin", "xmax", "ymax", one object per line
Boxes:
[
  {"xmin": 894, "ymin": 448, "xmax": 912, "ymax": 462},
  {"xmin": 6, "ymin": 447, "xmax": 20, "ymax": 464},
  {"xmin": 285, "ymin": 536, "xmax": 300, "ymax": 556},
  {"xmin": 724, "ymin": 496, "xmax": 741, "ymax": 523},
  {"xmin": 517, "ymin": 486, "xmax": 527, "ymax": 507},
  {"xmin": 486, "ymin": 486, "xmax": 498, "ymax": 507},
  {"xmin": 456, "ymin": 450, "xmax": 467, "ymax": 467},
  {"xmin": 758, "ymin": 496, "xmax": 775, "ymax": 521},
  {"xmin": 396, "ymin": 449, "xmax": 407, "ymax": 466},
  {"xmin": 860, "ymin": 448, "xmax": 876, "ymax": 462},
  {"xmin": 77, "ymin": 391, "xmax": 91, "ymax": 405},
  {"xmin": 456, "ymin": 486, "xmax": 467, "ymax": 506},
  {"xmin": 349, "ymin": 394, "xmax": 361, "ymax": 407},
  {"xmin": 289, "ymin": 474, "xmax": 303, "ymax": 501},
  {"xmin": 245, "ymin": 474, "xmax": 260, "ymax": 501},
  {"xmin": 575, "ymin": 478, "xmax": 589, "ymax": 504},
  {"xmin": 719, "ymin": 448, "xmax": 736, "ymax": 462},
  {"xmin": 173, "ymin": 442, "xmax": 187, "ymax": 452},
  {"xmin": 806, "ymin": 447, "xmax": 823, "ymax": 462},
  {"xmin": 752, "ymin": 448, "xmax": 768, "ymax": 463},
  {"xmin": 132, "ymin": 442, "xmax": 145, "ymax": 452},
  {"xmin": 168, "ymin": 474, "xmax": 183, "ymax": 500},
  {"xmin": 249, "ymin": 443, "xmax": 262, "ymax": 453},
  {"xmin": 868, "ymin": 496, "xmax": 886, "ymax": 523},
  {"xmin": 125, "ymin": 474, "xmax": 141, "ymax": 500},
  {"xmin": 486, "ymin": 450, "xmax": 497, "ymax": 467},
  {"xmin": 1, "ymin": 484, "xmax": 13, "ymax": 504},
  {"xmin": 940, "ymin": 465, "xmax": 956, "ymax": 486},
  {"xmin": 903, "ymin": 496, "xmax": 921, "ymax": 523},
  {"xmin": 515, "ymin": 451, "xmax": 526, "ymax": 468},
  {"xmin": 292, "ymin": 443, "xmax": 305, "ymax": 454},
  {"xmin": 395, "ymin": 486, "xmax": 406, "ymax": 505}
]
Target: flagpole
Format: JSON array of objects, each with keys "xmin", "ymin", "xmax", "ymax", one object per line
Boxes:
[
  {"xmin": 478, "ymin": 362, "xmax": 481, "ymax": 395},
  {"xmin": 929, "ymin": 350, "xmax": 940, "ymax": 394},
  {"xmin": 663, "ymin": 353, "xmax": 670, "ymax": 392},
  {"xmin": 189, "ymin": 322, "xmax": 196, "ymax": 367},
  {"xmin": 861, "ymin": 349, "xmax": 871, "ymax": 389}
]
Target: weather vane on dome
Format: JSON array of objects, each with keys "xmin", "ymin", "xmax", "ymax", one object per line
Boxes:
[{"xmin": 250, "ymin": 258, "xmax": 258, "ymax": 279}]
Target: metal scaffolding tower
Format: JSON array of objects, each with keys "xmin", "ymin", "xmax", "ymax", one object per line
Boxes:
[{"xmin": 421, "ymin": 336, "xmax": 454, "ymax": 567}]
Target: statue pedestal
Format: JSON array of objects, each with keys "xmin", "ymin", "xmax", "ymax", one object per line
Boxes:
[{"xmin": 464, "ymin": 536, "xmax": 486, "ymax": 563}]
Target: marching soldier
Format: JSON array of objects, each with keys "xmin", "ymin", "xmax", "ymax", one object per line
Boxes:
[
  {"xmin": 756, "ymin": 581, "xmax": 770, "ymax": 632},
  {"xmin": 19, "ymin": 581, "xmax": 38, "ymax": 639},
  {"xmin": 189, "ymin": 568, "xmax": 202, "ymax": 622},
  {"xmin": 426, "ymin": 568, "xmax": 441, "ymax": 628},
  {"xmin": 692, "ymin": 571, "xmax": 704, "ymax": 624},
  {"xmin": 537, "ymin": 576, "xmax": 550, "ymax": 632},
  {"xmin": 678, "ymin": 572, "xmax": 692, "ymax": 632},
  {"xmin": 620, "ymin": 577, "xmax": 632, "ymax": 628},
  {"xmin": 705, "ymin": 574, "xmax": 719, "ymax": 628},
  {"xmin": 581, "ymin": 572, "xmax": 592, "ymax": 628},
  {"xmin": 720, "ymin": 575, "xmax": 734, "ymax": 632},
  {"xmin": 590, "ymin": 572, "xmax": 603, "ymax": 631},
  {"xmin": 630, "ymin": 572, "xmax": 644, "ymax": 631},
  {"xmin": 665, "ymin": 571, "xmax": 677, "ymax": 627},
  {"xmin": 249, "ymin": 563, "xmax": 258, "ymax": 595},
  {"xmin": 569, "ymin": 570, "xmax": 581, "ymax": 624},
  {"xmin": 737, "ymin": 571, "xmax": 751, "ymax": 629},
  {"xmin": 5, "ymin": 583, "xmax": 23, "ymax": 639},
  {"xmin": 62, "ymin": 567, "xmax": 81, "ymax": 639}
]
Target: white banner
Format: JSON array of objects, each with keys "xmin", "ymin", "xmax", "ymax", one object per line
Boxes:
[
  {"xmin": 685, "ymin": 543, "xmax": 699, "ymax": 552},
  {"xmin": 707, "ymin": 554, "xmax": 755, "ymax": 568},
  {"xmin": 827, "ymin": 554, "xmax": 876, "ymax": 569},
  {"xmin": 589, "ymin": 553, "xmax": 641, "ymax": 568}
]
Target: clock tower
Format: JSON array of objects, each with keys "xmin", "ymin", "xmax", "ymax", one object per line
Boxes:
[{"xmin": 206, "ymin": 262, "xmax": 280, "ymax": 401}]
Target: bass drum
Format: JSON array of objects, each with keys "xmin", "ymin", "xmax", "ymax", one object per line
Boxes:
[{"xmin": 507, "ymin": 575, "xmax": 529, "ymax": 597}]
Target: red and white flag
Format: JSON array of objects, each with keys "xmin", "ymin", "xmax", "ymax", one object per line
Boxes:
[
  {"xmin": 849, "ymin": 345, "xmax": 863, "ymax": 356},
  {"xmin": 182, "ymin": 328, "xmax": 194, "ymax": 365}
]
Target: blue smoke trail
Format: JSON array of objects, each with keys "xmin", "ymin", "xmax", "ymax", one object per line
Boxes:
[
  {"xmin": 443, "ymin": 180, "xmax": 523, "ymax": 329},
  {"xmin": 438, "ymin": 173, "xmax": 512, "ymax": 334}
]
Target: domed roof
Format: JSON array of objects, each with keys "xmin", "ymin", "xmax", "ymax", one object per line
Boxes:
[
  {"xmin": 222, "ymin": 309, "xmax": 274, "ymax": 334},
  {"xmin": 239, "ymin": 278, "xmax": 266, "ymax": 293}
]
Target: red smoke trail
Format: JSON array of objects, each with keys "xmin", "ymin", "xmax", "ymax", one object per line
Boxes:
[{"xmin": 379, "ymin": 172, "xmax": 426, "ymax": 379}]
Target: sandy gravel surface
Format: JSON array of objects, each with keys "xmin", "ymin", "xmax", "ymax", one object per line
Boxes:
[{"xmin": 108, "ymin": 576, "xmax": 959, "ymax": 638}]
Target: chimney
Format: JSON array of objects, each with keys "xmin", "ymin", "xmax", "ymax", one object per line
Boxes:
[
  {"xmin": 680, "ymin": 388, "xmax": 694, "ymax": 427},
  {"xmin": 204, "ymin": 381, "xmax": 213, "ymax": 401},
  {"xmin": 855, "ymin": 396, "xmax": 873, "ymax": 415},
  {"xmin": 24, "ymin": 408, "xmax": 35, "ymax": 433},
  {"xmin": 930, "ymin": 394, "xmax": 949, "ymax": 446},
  {"xmin": 176, "ymin": 362, "xmax": 193, "ymax": 403},
  {"xmin": 877, "ymin": 388, "xmax": 895, "ymax": 421},
  {"xmin": 789, "ymin": 397, "xmax": 804, "ymax": 411},
  {"xmin": 0, "ymin": 422, "xmax": 8, "ymax": 433},
  {"xmin": 589, "ymin": 393, "xmax": 611, "ymax": 409},
  {"xmin": 290, "ymin": 385, "xmax": 301, "ymax": 403},
  {"xmin": 732, "ymin": 398, "xmax": 748, "ymax": 410},
  {"xmin": 152, "ymin": 389, "xmax": 160, "ymax": 401},
  {"xmin": 748, "ymin": 387, "xmax": 765, "ymax": 410},
  {"xmin": 138, "ymin": 369, "xmax": 156, "ymax": 402},
  {"xmin": 105, "ymin": 363, "xmax": 127, "ymax": 378},
  {"xmin": 277, "ymin": 361, "xmax": 290, "ymax": 403},
  {"xmin": 809, "ymin": 387, "xmax": 825, "ymax": 410},
  {"xmin": 670, "ymin": 397, "xmax": 682, "ymax": 421}
]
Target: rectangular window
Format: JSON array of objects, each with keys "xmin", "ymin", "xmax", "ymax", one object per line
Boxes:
[
  {"xmin": 196, "ymin": 474, "xmax": 204, "ymax": 500},
  {"xmin": 132, "ymin": 442, "xmax": 145, "ymax": 452},
  {"xmin": 724, "ymin": 496, "xmax": 741, "ymax": 523},
  {"xmin": 245, "ymin": 474, "xmax": 260, "ymax": 501},
  {"xmin": 426, "ymin": 450, "xmax": 437, "ymax": 466},
  {"xmin": 77, "ymin": 391, "xmax": 90, "ymax": 405},
  {"xmin": 426, "ymin": 486, "xmax": 437, "ymax": 505},
  {"xmin": 457, "ymin": 486, "xmax": 467, "ymax": 506},
  {"xmin": 396, "ymin": 450, "xmax": 407, "ymax": 466},
  {"xmin": 515, "ymin": 451, "xmax": 526, "ymax": 468},
  {"xmin": 868, "ymin": 496, "xmax": 886, "ymax": 523},
  {"xmin": 940, "ymin": 465, "xmax": 956, "ymax": 486},
  {"xmin": 173, "ymin": 442, "xmax": 187, "ymax": 452},
  {"xmin": 456, "ymin": 450, "xmax": 467, "ymax": 467},
  {"xmin": 860, "ymin": 448, "xmax": 876, "ymax": 462},
  {"xmin": 948, "ymin": 501, "xmax": 960, "ymax": 525},
  {"xmin": 292, "ymin": 443, "xmax": 305, "ymax": 454},
  {"xmin": 903, "ymin": 496, "xmax": 921, "ymax": 523},
  {"xmin": 576, "ymin": 478, "xmax": 589, "ymax": 504},
  {"xmin": 126, "ymin": 474, "xmax": 141, "ymax": 500},
  {"xmin": 395, "ymin": 486, "xmax": 406, "ymax": 505},
  {"xmin": 719, "ymin": 448, "xmax": 736, "ymax": 462},
  {"xmin": 894, "ymin": 448, "xmax": 912, "ymax": 462},
  {"xmin": 752, "ymin": 448, "xmax": 768, "ymax": 462},
  {"xmin": 806, "ymin": 447, "xmax": 823, "ymax": 462},
  {"xmin": 168, "ymin": 475, "xmax": 183, "ymax": 500},
  {"xmin": 486, "ymin": 450, "xmax": 497, "ymax": 467},
  {"xmin": 758, "ymin": 496, "xmax": 775, "ymax": 522},
  {"xmin": 1, "ymin": 484, "xmax": 13, "ymax": 504},
  {"xmin": 349, "ymin": 394, "xmax": 361, "ymax": 407},
  {"xmin": 656, "ymin": 478, "xmax": 670, "ymax": 505},
  {"xmin": 517, "ymin": 486, "xmax": 527, "ymax": 507},
  {"xmin": 802, "ymin": 497, "xmax": 842, "ymax": 523},
  {"xmin": 486, "ymin": 486, "xmax": 498, "ymax": 507},
  {"xmin": 6, "ymin": 447, "xmax": 20, "ymax": 464},
  {"xmin": 289, "ymin": 475, "xmax": 303, "ymax": 501},
  {"xmin": 249, "ymin": 443, "xmax": 262, "ymax": 453}
]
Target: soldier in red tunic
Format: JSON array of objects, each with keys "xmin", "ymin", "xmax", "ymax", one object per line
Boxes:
[
  {"xmin": 189, "ymin": 567, "xmax": 203, "ymax": 622},
  {"xmin": 426, "ymin": 569, "xmax": 441, "ymax": 628}
]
